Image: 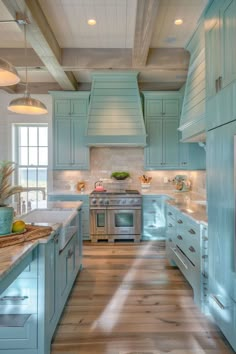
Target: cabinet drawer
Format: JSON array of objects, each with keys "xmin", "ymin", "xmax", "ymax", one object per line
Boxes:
[
  {"xmin": 209, "ymin": 293, "xmax": 236, "ymax": 351},
  {"xmin": 0, "ymin": 313, "xmax": 37, "ymax": 349}
]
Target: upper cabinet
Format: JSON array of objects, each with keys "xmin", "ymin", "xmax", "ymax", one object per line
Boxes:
[
  {"xmin": 179, "ymin": 19, "xmax": 206, "ymax": 142},
  {"xmin": 143, "ymin": 92, "xmax": 205, "ymax": 170},
  {"xmin": 205, "ymin": 0, "xmax": 236, "ymax": 98},
  {"xmin": 50, "ymin": 92, "xmax": 90, "ymax": 170},
  {"xmin": 205, "ymin": 0, "xmax": 236, "ymax": 130}
]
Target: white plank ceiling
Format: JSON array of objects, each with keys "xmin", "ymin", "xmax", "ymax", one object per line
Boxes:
[{"xmin": 0, "ymin": 0, "xmax": 208, "ymax": 91}]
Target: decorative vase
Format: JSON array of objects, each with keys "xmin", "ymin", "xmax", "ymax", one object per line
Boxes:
[{"xmin": 0, "ymin": 206, "xmax": 14, "ymax": 235}]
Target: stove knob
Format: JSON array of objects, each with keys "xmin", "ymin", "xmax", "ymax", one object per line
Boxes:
[
  {"xmin": 105, "ymin": 199, "xmax": 109, "ymax": 205},
  {"xmin": 99, "ymin": 199, "xmax": 104, "ymax": 205},
  {"xmin": 92, "ymin": 199, "xmax": 97, "ymax": 204}
]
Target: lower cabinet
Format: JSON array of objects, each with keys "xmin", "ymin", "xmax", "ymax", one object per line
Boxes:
[
  {"xmin": 0, "ymin": 211, "xmax": 82, "ymax": 354},
  {"xmin": 58, "ymin": 232, "xmax": 80, "ymax": 309},
  {"xmin": 165, "ymin": 204, "xmax": 208, "ymax": 312},
  {"xmin": 48, "ymin": 194, "xmax": 90, "ymax": 240},
  {"xmin": 0, "ymin": 250, "xmax": 38, "ymax": 352},
  {"xmin": 142, "ymin": 195, "xmax": 170, "ymax": 240}
]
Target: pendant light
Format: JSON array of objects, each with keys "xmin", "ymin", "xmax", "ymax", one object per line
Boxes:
[
  {"xmin": 8, "ymin": 23, "xmax": 48, "ymax": 115},
  {"xmin": 0, "ymin": 57, "xmax": 20, "ymax": 86}
]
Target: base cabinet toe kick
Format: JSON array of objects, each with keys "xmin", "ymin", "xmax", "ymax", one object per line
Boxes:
[{"xmin": 165, "ymin": 204, "xmax": 208, "ymax": 313}]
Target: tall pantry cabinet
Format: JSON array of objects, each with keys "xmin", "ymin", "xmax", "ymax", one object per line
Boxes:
[{"xmin": 205, "ymin": 0, "xmax": 236, "ymax": 351}]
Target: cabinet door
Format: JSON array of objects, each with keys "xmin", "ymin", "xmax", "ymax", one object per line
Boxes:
[
  {"xmin": 205, "ymin": 3, "xmax": 221, "ymax": 98},
  {"xmin": 144, "ymin": 118, "xmax": 163, "ymax": 168},
  {"xmin": 179, "ymin": 142, "xmax": 206, "ymax": 170},
  {"xmin": 163, "ymin": 118, "xmax": 179, "ymax": 167},
  {"xmin": 54, "ymin": 99, "xmax": 71, "ymax": 116},
  {"xmin": 221, "ymin": 0, "xmax": 236, "ymax": 88},
  {"xmin": 207, "ymin": 121, "xmax": 236, "ymax": 312},
  {"xmin": 59, "ymin": 234, "xmax": 77, "ymax": 309},
  {"xmin": 45, "ymin": 236, "xmax": 58, "ymax": 335},
  {"xmin": 72, "ymin": 118, "xmax": 90, "ymax": 169},
  {"xmin": 146, "ymin": 99, "xmax": 163, "ymax": 116},
  {"xmin": 163, "ymin": 99, "xmax": 179, "ymax": 116},
  {"xmin": 54, "ymin": 118, "xmax": 72, "ymax": 168},
  {"xmin": 71, "ymin": 99, "xmax": 88, "ymax": 116}
]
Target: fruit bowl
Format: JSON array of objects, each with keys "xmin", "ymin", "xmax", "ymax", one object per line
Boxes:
[{"xmin": 111, "ymin": 172, "xmax": 130, "ymax": 180}]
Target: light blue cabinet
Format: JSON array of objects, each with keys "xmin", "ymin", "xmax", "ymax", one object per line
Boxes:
[
  {"xmin": 143, "ymin": 92, "xmax": 206, "ymax": 170},
  {"xmin": 207, "ymin": 121, "xmax": 236, "ymax": 351},
  {"xmin": 50, "ymin": 91, "xmax": 90, "ymax": 170},
  {"xmin": 165, "ymin": 204, "xmax": 208, "ymax": 313},
  {"xmin": 205, "ymin": 0, "xmax": 236, "ymax": 100},
  {"xmin": 0, "ymin": 250, "xmax": 38, "ymax": 351},
  {"xmin": 48, "ymin": 194, "xmax": 90, "ymax": 240},
  {"xmin": 0, "ymin": 210, "xmax": 83, "ymax": 354},
  {"xmin": 142, "ymin": 195, "xmax": 169, "ymax": 240}
]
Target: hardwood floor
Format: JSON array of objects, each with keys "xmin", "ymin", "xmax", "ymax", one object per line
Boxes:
[{"xmin": 51, "ymin": 241, "xmax": 235, "ymax": 354}]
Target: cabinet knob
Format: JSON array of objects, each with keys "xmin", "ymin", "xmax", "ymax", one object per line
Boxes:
[
  {"xmin": 177, "ymin": 235, "xmax": 183, "ymax": 240},
  {"xmin": 168, "ymin": 211, "xmax": 172, "ymax": 216},
  {"xmin": 177, "ymin": 219, "xmax": 183, "ymax": 224},
  {"xmin": 188, "ymin": 228, "xmax": 196, "ymax": 235},
  {"xmin": 67, "ymin": 249, "xmax": 74, "ymax": 258},
  {"xmin": 168, "ymin": 223, "xmax": 173, "ymax": 228},
  {"xmin": 189, "ymin": 246, "xmax": 196, "ymax": 253}
]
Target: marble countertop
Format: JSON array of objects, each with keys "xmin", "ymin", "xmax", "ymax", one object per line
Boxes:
[
  {"xmin": 165, "ymin": 194, "xmax": 207, "ymax": 224},
  {"xmin": 0, "ymin": 202, "xmax": 83, "ymax": 283}
]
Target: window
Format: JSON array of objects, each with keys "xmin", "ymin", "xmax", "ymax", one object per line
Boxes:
[{"xmin": 14, "ymin": 125, "xmax": 48, "ymax": 214}]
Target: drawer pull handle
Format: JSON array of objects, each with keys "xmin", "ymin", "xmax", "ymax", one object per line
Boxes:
[
  {"xmin": 177, "ymin": 235, "xmax": 183, "ymax": 240},
  {"xmin": 177, "ymin": 219, "xmax": 183, "ymax": 224},
  {"xmin": 168, "ymin": 212, "xmax": 172, "ymax": 216},
  {"xmin": 168, "ymin": 238, "xmax": 172, "ymax": 242},
  {"xmin": 0, "ymin": 296, "xmax": 28, "ymax": 301},
  {"xmin": 54, "ymin": 235, "xmax": 59, "ymax": 243},
  {"xmin": 188, "ymin": 228, "xmax": 196, "ymax": 235},
  {"xmin": 67, "ymin": 249, "xmax": 74, "ymax": 258},
  {"xmin": 171, "ymin": 247, "xmax": 188, "ymax": 269},
  {"xmin": 168, "ymin": 223, "xmax": 173, "ymax": 228},
  {"xmin": 210, "ymin": 295, "xmax": 226, "ymax": 310},
  {"xmin": 189, "ymin": 246, "xmax": 196, "ymax": 253}
]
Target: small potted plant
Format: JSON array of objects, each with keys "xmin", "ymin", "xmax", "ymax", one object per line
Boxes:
[{"xmin": 0, "ymin": 161, "xmax": 22, "ymax": 235}]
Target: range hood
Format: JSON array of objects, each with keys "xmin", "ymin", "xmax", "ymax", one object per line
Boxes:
[{"xmin": 85, "ymin": 72, "xmax": 146, "ymax": 147}]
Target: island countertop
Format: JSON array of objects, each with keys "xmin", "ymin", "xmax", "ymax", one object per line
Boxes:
[{"xmin": 0, "ymin": 201, "xmax": 83, "ymax": 283}]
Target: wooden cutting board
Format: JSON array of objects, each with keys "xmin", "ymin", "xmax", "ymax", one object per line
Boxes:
[{"xmin": 0, "ymin": 225, "xmax": 53, "ymax": 248}]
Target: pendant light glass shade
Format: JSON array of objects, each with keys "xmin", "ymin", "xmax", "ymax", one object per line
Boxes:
[
  {"xmin": 7, "ymin": 23, "xmax": 48, "ymax": 115},
  {"xmin": 8, "ymin": 91, "xmax": 48, "ymax": 115},
  {"xmin": 0, "ymin": 57, "xmax": 20, "ymax": 86}
]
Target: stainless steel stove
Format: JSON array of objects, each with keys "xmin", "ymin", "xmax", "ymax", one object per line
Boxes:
[{"xmin": 89, "ymin": 190, "xmax": 142, "ymax": 242}]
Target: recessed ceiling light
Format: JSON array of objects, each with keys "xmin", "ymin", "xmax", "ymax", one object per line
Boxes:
[
  {"xmin": 88, "ymin": 19, "xmax": 96, "ymax": 26},
  {"xmin": 174, "ymin": 18, "xmax": 183, "ymax": 25}
]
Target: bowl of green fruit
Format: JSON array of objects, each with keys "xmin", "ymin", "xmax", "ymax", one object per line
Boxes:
[{"xmin": 111, "ymin": 172, "xmax": 130, "ymax": 180}]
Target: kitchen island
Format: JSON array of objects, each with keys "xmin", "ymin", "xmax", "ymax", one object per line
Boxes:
[{"xmin": 0, "ymin": 202, "xmax": 83, "ymax": 354}]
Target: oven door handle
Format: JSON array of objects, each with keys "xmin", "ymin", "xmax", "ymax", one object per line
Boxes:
[{"xmin": 106, "ymin": 207, "xmax": 141, "ymax": 210}]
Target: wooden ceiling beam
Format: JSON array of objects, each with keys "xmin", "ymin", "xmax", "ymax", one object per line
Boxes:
[
  {"xmin": 2, "ymin": 0, "xmax": 78, "ymax": 90},
  {"xmin": 132, "ymin": 0, "xmax": 160, "ymax": 67}
]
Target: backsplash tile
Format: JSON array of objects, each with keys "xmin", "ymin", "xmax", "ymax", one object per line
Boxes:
[{"xmin": 52, "ymin": 147, "xmax": 206, "ymax": 196}]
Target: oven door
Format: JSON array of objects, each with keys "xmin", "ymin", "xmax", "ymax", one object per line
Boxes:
[
  {"xmin": 90, "ymin": 209, "xmax": 107, "ymax": 235},
  {"xmin": 108, "ymin": 208, "xmax": 141, "ymax": 235}
]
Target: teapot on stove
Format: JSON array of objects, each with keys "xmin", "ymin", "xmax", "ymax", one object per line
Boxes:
[{"xmin": 94, "ymin": 180, "xmax": 105, "ymax": 192}]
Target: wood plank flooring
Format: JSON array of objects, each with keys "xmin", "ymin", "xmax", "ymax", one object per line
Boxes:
[{"xmin": 51, "ymin": 241, "xmax": 235, "ymax": 354}]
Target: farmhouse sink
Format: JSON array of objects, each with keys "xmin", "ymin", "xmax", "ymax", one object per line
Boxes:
[{"xmin": 21, "ymin": 208, "xmax": 78, "ymax": 250}]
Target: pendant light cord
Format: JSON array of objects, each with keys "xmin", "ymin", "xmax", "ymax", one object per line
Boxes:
[{"xmin": 24, "ymin": 23, "xmax": 29, "ymax": 95}]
